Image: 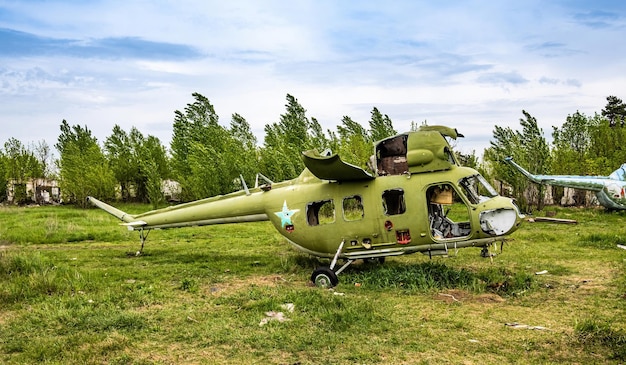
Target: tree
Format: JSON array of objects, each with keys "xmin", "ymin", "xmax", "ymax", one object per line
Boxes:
[
  {"xmin": 170, "ymin": 93, "xmax": 237, "ymax": 201},
  {"xmin": 34, "ymin": 140, "xmax": 55, "ymax": 179},
  {"xmin": 601, "ymin": 95, "xmax": 626, "ymax": 127},
  {"xmin": 0, "ymin": 151, "xmax": 7, "ymax": 202},
  {"xmin": 140, "ymin": 135, "xmax": 170, "ymax": 209},
  {"xmin": 484, "ymin": 110, "xmax": 550, "ymax": 212},
  {"xmin": 518, "ymin": 110, "xmax": 551, "ymax": 210},
  {"xmin": 484, "ymin": 125, "xmax": 528, "ymax": 207},
  {"xmin": 369, "ymin": 107, "xmax": 396, "ymax": 142},
  {"xmin": 104, "ymin": 125, "xmax": 134, "ymax": 201},
  {"xmin": 144, "ymin": 157, "xmax": 164, "ymax": 209},
  {"xmin": 335, "ymin": 116, "xmax": 372, "ymax": 169},
  {"xmin": 552, "ymin": 111, "xmax": 591, "ymax": 173},
  {"xmin": 56, "ymin": 120, "xmax": 115, "ymax": 207},
  {"xmin": 259, "ymin": 94, "xmax": 330, "ymax": 181},
  {"xmin": 229, "ymin": 113, "xmax": 259, "ymax": 187},
  {"xmin": 3, "ymin": 138, "xmax": 43, "ymax": 204},
  {"xmin": 104, "ymin": 125, "xmax": 169, "ymax": 204},
  {"xmin": 551, "ymin": 111, "xmax": 594, "ymax": 205}
]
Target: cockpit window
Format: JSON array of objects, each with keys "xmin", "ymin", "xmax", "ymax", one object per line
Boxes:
[{"xmin": 459, "ymin": 175, "xmax": 498, "ymax": 204}]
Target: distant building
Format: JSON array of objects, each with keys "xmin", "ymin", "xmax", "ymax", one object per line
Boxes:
[
  {"xmin": 162, "ymin": 179, "xmax": 181, "ymax": 202},
  {"xmin": 6, "ymin": 178, "xmax": 61, "ymax": 204}
]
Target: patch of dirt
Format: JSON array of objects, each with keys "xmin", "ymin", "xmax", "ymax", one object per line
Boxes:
[
  {"xmin": 565, "ymin": 276, "xmax": 613, "ymax": 294},
  {"xmin": 434, "ymin": 289, "xmax": 505, "ymax": 304},
  {"xmin": 474, "ymin": 293, "xmax": 506, "ymax": 304},
  {"xmin": 204, "ymin": 275, "xmax": 288, "ymax": 297}
]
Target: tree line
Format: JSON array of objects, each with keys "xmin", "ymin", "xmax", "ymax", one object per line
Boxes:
[
  {"xmin": 0, "ymin": 93, "xmax": 624, "ymax": 211},
  {"xmin": 484, "ymin": 95, "xmax": 626, "ymax": 213},
  {"xmin": 0, "ymin": 93, "xmax": 397, "ymax": 208}
]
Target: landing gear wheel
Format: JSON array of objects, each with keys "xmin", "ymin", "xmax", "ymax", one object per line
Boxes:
[
  {"xmin": 364, "ymin": 257, "xmax": 385, "ymax": 265},
  {"xmin": 480, "ymin": 247, "xmax": 490, "ymax": 258},
  {"xmin": 311, "ymin": 267, "xmax": 339, "ymax": 288}
]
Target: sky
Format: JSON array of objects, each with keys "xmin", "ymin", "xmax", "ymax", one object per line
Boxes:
[{"xmin": 1, "ymin": 0, "xmax": 626, "ymax": 158}]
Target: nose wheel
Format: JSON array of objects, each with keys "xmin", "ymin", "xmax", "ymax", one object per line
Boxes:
[
  {"xmin": 310, "ymin": 240, "xmax": 355, "ymax": 288},
  {"xmin": 311, "ymin": 267, "xmax": 339, "ymax": 288}
]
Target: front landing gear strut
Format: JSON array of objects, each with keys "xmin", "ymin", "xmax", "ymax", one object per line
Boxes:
[{"xmin": 310, "ymin": 240, "xmax": 355, "ymax": 288}]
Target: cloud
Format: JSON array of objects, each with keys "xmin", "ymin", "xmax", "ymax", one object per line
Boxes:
[
  {"xmin": 0, "ymin": 1, "xmax": 625, "ymax": 157},
  {"xmin": 0, "ymin": 27, "xmax": 202, "ymax": 60},
  {"xmin": 525, "ymin": 41, "xmax": 587, "ymax": 59},
  {"xmin": 539, "ymin": 76, "xmax": 582, "ymax": 88},
  {"xmin": 476, "ymin": 72, "xmax": 529, "ymax": 85},
  {"xmin": 572, "ymin": 9, "xmax": 623, "ymax": 29}
]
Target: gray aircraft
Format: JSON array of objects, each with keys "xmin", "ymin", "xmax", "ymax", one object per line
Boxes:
[{"xmin": 505, "ymin": 157, "xmax": 626, "ymax": 210}]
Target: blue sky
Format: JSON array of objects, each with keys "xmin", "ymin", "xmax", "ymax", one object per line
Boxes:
[{"xmin": 1, "ymin": 0, "xmax": 625, "ymax": 157}]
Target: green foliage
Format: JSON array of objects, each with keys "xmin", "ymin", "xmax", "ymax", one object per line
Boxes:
[
  {"xmin": 347, "ymin": 261, "xmax": 534, "ymax": 295},
  {"xmin": 104, "ymin": 126, "xmax": 170, "ymax": 205},
  {"xmin": 170, "ymin": 93, "xmax": 250, "ymax": 201},
  {"xmin": 0, "ymin": 251, "xmax": 93, "ymax": 304},
  {"xmin": 575, "ymin": 317, "xmax": 626, "ymax": 360},
  {"xmin": 484, "ymin": 110, "xmax": 550, "ymax": 213},
  {"xmin": 0, "ymin": 153, "xmax": 7, "ymax": 202},
  {"xmin": 576, "ymin": 233, "xmax": 626, "ymax": 250},
  {"xmin": 0, "ymin": 205, "xmax": 625, "ymax": 364},
  {"xmin": 259, "ymin": 94, "xmax": 331, "ymax": 181},
  {"xmin": 3, "ymin": 138, "xmax": 44, "ymax": 184},
  {"xmin": 368, "ymin": 107, "xmax": 396, "ymax": 142},
  {"xmin": 1, "ymin": 138, "xmax": 45, "ymax": 204},
  {"xmin": 0, "ymin": 205, "xmax": 132, "ymax": 244},
  {"xmin": 179, "ymin": 277, "xmax": 199, "ymax": 293},
  {"xmin": 104, "ymin": 125, "xmax": 134, "ymax": 201},
  {"xmin": 56, "ymin": 120, "xmax": 116, "ymax": 207},
  {"xmin": 229, "ymin": 112, "xmax": 259, "ymax": 187},
  {"xmin": 601, "ymin": 95, "xmax": 626, "ymax": 126},
  {"xmin": 335, "ymin": 116, "xmax": 373, "ymax": 169},
  {"xmin": 144, "ymin": 158, "xmax": 164, "ymax": 209}
]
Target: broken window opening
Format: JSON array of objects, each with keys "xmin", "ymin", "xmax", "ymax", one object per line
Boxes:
[
  {"xmin": 376, "ymin": 134, "xmax": 408, "ymax": 176},
  {"xmin": 382, "ymin": 189, "xmax": 406, "ymax": 215},
  {"xmin": 306, "ymin": 199, "xmax": 335, "ymax": 226},
  {"xmin": 343, "ymin": 195, "xmax": 364, "ymax": 221},
  {"xmin": 427, "ymin": 184, "xmax": 471, "ymax": 239}
]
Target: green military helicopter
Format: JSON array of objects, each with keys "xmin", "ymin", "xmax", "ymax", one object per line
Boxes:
[{"xmin": 88, "ymin": 125, "xmax": 524, "ymax": 288}]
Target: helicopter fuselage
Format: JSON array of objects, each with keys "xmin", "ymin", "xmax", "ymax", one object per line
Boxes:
[{"xmin": 262, "ymin": 166, "xmax": 522, "ymax": 260}]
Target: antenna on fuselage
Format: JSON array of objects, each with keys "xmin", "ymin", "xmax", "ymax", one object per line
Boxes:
[
  {"xmin": 255, "ymin": 173, "xmax": 274, "ymax": 191},
  {"xmin": 240, "ymin": 174, "xmax": 250, "ymax": 196}
]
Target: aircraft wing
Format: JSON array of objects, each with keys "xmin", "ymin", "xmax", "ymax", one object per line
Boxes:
[
  {"xmin": 302, "ymin": 150, "xmax": 375, "ymax": 181},
  {"xmin": 505, "ymin": 157, "xmax": 605, "ymax": 191}
]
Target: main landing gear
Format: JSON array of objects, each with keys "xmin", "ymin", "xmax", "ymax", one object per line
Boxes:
[{"xmin": 310, "ymin": 240, "xmax": 355, "ymax": 288}]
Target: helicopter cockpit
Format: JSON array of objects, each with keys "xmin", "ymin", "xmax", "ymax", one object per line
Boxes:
[
  {"xmin": 427, "ymin": 173, "xmax": 516, "ymax": 240},
  {"xmin": 427, "ymin": 184, "xmax": 471, "ymax": 239}
]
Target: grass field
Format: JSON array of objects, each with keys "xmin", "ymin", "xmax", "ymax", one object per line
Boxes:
[{"xmin": 1, "ymin": 204, "xmax": 625, "ymax": 364}]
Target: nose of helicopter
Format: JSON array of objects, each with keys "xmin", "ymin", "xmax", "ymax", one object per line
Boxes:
[{"xmin": 479, "ymin": 198, "xmax": 524, "ymax": 236}]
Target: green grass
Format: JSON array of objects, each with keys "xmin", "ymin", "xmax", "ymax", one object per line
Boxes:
[{"xmin": 1, "ymin": 204, "xmax": 625, "ymax": 364}]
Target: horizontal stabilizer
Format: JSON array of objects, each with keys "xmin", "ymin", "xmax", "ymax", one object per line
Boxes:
[
  {"xmin": 87, "ymin": 196, "xmax": 136, "ymax": 223},
  {"xmin": 122, "ymin": 221, "xmax": 148, "ymax": 227}
]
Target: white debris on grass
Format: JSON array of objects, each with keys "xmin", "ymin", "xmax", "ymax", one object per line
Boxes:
[
  {"xmin": 259, "ymin": 303, "xmax": 295, "ymax": 326},
  {"xmin": 505, "ymin": 322, "xmax": 549, "ymax": 330}
]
